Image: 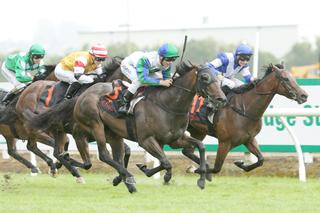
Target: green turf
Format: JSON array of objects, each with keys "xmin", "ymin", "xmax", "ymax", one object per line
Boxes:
[{"xmin": 0, "ymin": 173, "xmax": 319, "ymax": 213}]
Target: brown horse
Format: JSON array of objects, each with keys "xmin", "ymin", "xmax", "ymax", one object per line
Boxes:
[
  {"xmin": 19, "ymin": 57, "xmax": 130, "ymax": 181},
  {"xmin": 185, "ymin": 64, "xmax": 308, "ymax": 177},
  {"xmin": 70, "ymin": 62, "xmax": 226, "ymax": 192},
  {"xmin": 0, "ymin": 65, "xmax": 59, "ymax": 175}
]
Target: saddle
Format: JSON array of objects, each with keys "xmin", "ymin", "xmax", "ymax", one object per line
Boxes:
[
  {"xmin": 98, "ymin": 80, "xmax": 145, "ymax": 118},
  {"xmin": 39, "ymin": 81, "xmax": 69, "ymax": 107}
]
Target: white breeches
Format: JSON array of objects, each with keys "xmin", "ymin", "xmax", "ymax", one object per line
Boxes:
[
  {"xmin": 1, "ymin": 63, "xmax": 26, "ymax": 91},
  {"xmin": 54, "ymin": 63, "xmax": 95, "ymax": 84}
]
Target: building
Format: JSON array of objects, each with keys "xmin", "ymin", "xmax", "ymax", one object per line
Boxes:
[{"xmin": 79, "ymin": 24, "xmax": 298, "ymax": 58}]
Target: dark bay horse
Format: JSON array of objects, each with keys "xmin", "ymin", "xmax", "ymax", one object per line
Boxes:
[
  {"xmin": 0, "ymin": 65, "xmax": 59, "ymax": 175},
  {"xmin": 19, "ymin": 57, "xmax": 130, "ymax": 182},
  {"xmin": 70, "ymin": 62, "xmax": 226, "ymax": 192},
  {"xmin": 186, "ymin": 64, "xmax": 308, "ymax": 177}
]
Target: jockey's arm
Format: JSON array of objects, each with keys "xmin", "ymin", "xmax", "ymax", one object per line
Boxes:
[
  {"xmin": 162, "ymin": 66, "xmax": 171, "ymax": 80},
  {"xmin": 15, "ymin": 59, "xmax": 33, "ymax": 83},
  {"xmin": 136, "ymin": 57, "xmax": 160, "ymax": 86},
  {"xmin": 73, "ymin": 56, "xmax": 94, "ymax": 84},
  {"xmin": 240, "ymin": 66, "xmax": 254, "ymax": 83}
]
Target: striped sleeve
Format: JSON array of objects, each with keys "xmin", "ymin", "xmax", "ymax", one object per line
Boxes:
[
  {"xmin": 136, "ymin": 57, "xmax": 160, "ymax": 85},
  {"xmin": 162, "ymin": 67, "xmax": 171, "ymax": 80},
  {"xmin": 74, "ymin": 56, "xmax": 87, "ymax": 74}
]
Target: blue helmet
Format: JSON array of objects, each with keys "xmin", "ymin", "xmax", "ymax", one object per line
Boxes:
[{"xmin": 235, "ymin": 44, "xmax": 253, "ymax": 56}]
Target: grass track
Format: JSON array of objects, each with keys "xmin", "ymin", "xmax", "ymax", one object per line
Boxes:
[{"xmin": 0, "ymin": 172, "xmax": 319, "ymax": 213}]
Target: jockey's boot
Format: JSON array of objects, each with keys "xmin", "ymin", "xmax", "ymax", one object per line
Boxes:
[
  {"xmin": 118, "ymin": 90, "xmax": 134, "ymax": 114},
  {"xmin": 1, "ymin": 91, "xmax": 15, "ymax": 105},
  {"xmin": 65, "ymin": 82, "xmax": 81, "ymax": 99}
]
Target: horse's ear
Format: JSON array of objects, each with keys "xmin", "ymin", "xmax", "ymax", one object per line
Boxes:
[{"xmin": 272, "ymin": 65, "xmax": 280, "ymax": 72}]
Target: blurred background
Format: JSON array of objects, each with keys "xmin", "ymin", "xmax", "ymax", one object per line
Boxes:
[{"xmin": 0, "ymin": 0, "xmax": 320, "ymax": 79}]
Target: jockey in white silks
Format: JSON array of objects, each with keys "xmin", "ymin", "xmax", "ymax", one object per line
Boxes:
[
  {"xmin": 118, "ymin": 43, "xmax": 179, "ymax": 114},
  {"xmin": 207, "ymin": 43, "xmax": 255, "ymax": 91}
]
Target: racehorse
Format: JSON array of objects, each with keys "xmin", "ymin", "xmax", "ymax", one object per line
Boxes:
[
  {"xmin": 0, "ymin": 65, "xmax": 59, "ymax": 175},
  {"xmin": 19, "ymin": 57, "xmax": 132, "ymax": 181},
  {"xmin": 23, "ymin": 62, "xmax": 226, "ymax": 193},
  {"xmin": 186, "ymin": 64, "xmax": 308, "ymax": 177},
  {"xmin": 70, "ymin": 62, "xmax": 226, "ymax": 193}
]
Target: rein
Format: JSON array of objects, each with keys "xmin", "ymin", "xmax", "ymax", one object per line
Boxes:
[{"xmin": 230, "ymin": 67, "xmax": 292, "ymax": 121}]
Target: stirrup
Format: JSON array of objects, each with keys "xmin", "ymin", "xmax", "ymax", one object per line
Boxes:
[{"xmin": 118, "ymin": 104, "xmax": 130, "ymax": 114}]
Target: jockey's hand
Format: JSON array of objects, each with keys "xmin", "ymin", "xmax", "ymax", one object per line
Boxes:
[{"xmin": 160, "ymin": 79, "xmax": 173, "ymax": 87}]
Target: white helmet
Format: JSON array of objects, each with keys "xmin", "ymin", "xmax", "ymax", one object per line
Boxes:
[{"xmin": 89, "ymin": 43, "xmax": 108, "ymax": 58}]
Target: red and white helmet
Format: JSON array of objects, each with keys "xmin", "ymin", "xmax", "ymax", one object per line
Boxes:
[{"xmin": 89, "ymin": 43, "xmax": 108, "ymax": 58}]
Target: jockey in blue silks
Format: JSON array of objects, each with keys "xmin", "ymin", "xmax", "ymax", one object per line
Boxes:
[{"xmin": 207, "ymin": 43, "xmax": 255, "ymax": 90}]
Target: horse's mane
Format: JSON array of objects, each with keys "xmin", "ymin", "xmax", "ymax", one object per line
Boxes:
[
  {"xmin": 175, "ymin": 61, "xmax": 196, "ymax": 77},
  {"xmin": 102, "ymin": 56, "xmax": 123, "ymax": 78},
  {"xmin": 231, "ymin": 63, "xmax": 284, "ymax": 94}
]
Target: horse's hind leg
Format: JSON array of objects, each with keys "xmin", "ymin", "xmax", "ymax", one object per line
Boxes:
[
  {"xmin": 26, "ymin": 138, "xmax": 57, "ymax": 176},
  {"xmin": 137, "ymin": 137, "xmax": 172, "ymax": 184},
  {"xmin": 72, "ymin": 126, "xmax": 92, "ymax": 170},
  {"xmin": 92, "ymin": 123, "xmax": 136, "ymax": 193},
  {"xmin": 234, "ymin": 138, "xmax": 264, "ymax": 172},
  {"xmin": 111, "ymin": 139, "xmax": 132, "ymax": 186},
  {"xmin": 6, "ymin": 138, "xmax": 39, "ymax": 174},
  {"xmin": 52, "ymin": 132, "xmax": 82, "ymax": 181}
]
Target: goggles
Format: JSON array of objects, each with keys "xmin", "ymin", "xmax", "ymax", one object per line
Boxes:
[
  {"xmin": 164, "ymin": 57, "xmax": 177, "ymax": 62},
  {"xmin": 32, "ymin": 54, "xmax": 44, "ymax": 59},
  {"xmin": 95, "ymin": 57, "xmax": 106, "ymax": 62}
]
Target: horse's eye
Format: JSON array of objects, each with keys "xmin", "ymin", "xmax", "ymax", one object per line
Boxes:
[{"xmin": 200, "ymin": 73, "xmax": 210, "ymax": 83}]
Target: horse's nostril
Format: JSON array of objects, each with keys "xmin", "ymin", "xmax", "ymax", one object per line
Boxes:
[{"xmin": 301, "ymin": 94, "xmax": 308, "ymax": 100}]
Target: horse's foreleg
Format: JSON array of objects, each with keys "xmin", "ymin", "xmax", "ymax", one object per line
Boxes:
[
  {"xmin": 234, "ymin": 138, "xmax": 264, "ymax": 172},
  {"xmin": 26, "ymin": 139, "xmax": 57, "ymax": 176},
  {"xmin": 138, "ymin": 137, "xmax": 171, "ymax": 184},
  {"xmin": 179, "ymin": 136, "xmax": 206, "ymax": 189},
  {"xmin": 6, "ymin": 138, "xmax": 39, "ymax": 174},
  {"xmin": 182, "ymin": 147, "xmax": 212, "ymax": 182},
  {"xmin": 209, "ymin": 141, "xmax": 231, "ymax": 174}
]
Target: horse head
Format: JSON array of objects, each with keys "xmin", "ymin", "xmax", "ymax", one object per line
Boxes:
[
  {"xmin": 271, "ymin": 64, "xmax": 308, "ymax": 104},
  {"xmin": 175, "ymin": 62, "xmax": 227, "ymax": 108}
]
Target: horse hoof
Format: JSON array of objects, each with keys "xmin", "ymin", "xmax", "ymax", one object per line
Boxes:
[
  {"xmin": 197, "ymin": 178, "xmax": 205, "ymax": 190},
  {"xmin": 55, "ymin": 162, "xmax": 63, "ymax": 169},
  {"xmin": 127, "ymin": 184, "xmax": 137, "ymax": 193},
  {"xmin": 163, "ymin": 173, "xmax": 172, "ymax": 183},
  {"xmin": 30, "ymin": 172, "xmax": 38, "ymax": 177},
  {"xmin": 48, "ymin": 169, "xmax": 58, "ymax": 178},
  {"xmin": 205, "ymin": 172, "xmax": 213, "ymax": 182},
  {"xmin": 31, "ymin": 167, "xmax": 40, "ymax": 175},
  {"xmin": 112, "ymin": 176, "xmax": 122, "ymax": 186},
  {"xmin": 234, "ymin": 161, "xmax": 244, "ymax": 168},
  {"xmin": 76, "ymin": 177, "xmax": 85, "ymax": 184},
  {"xmin": 136, "ymin": 164, "xmax": 147, "ymax": 172}
]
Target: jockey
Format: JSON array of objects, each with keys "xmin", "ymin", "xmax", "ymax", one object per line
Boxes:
[
  {"xmin": 207, "ymin": 43, "xmax": 255, "ymax": 91},
  {"xmin": 1, "ymin": 43, "xmax": 46, "ymax": 105},
  {"xmin": 54, "ymin": 43, "xmax": 108, "ymax": 99},
  {"xmin": 118, "ymin": 43, "xmax": 179, "ymax": 114}
]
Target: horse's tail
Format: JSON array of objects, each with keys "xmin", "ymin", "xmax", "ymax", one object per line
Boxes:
[{"xmin": 23, "ymin": 98, "xmax": 76, "ymax": 130}]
